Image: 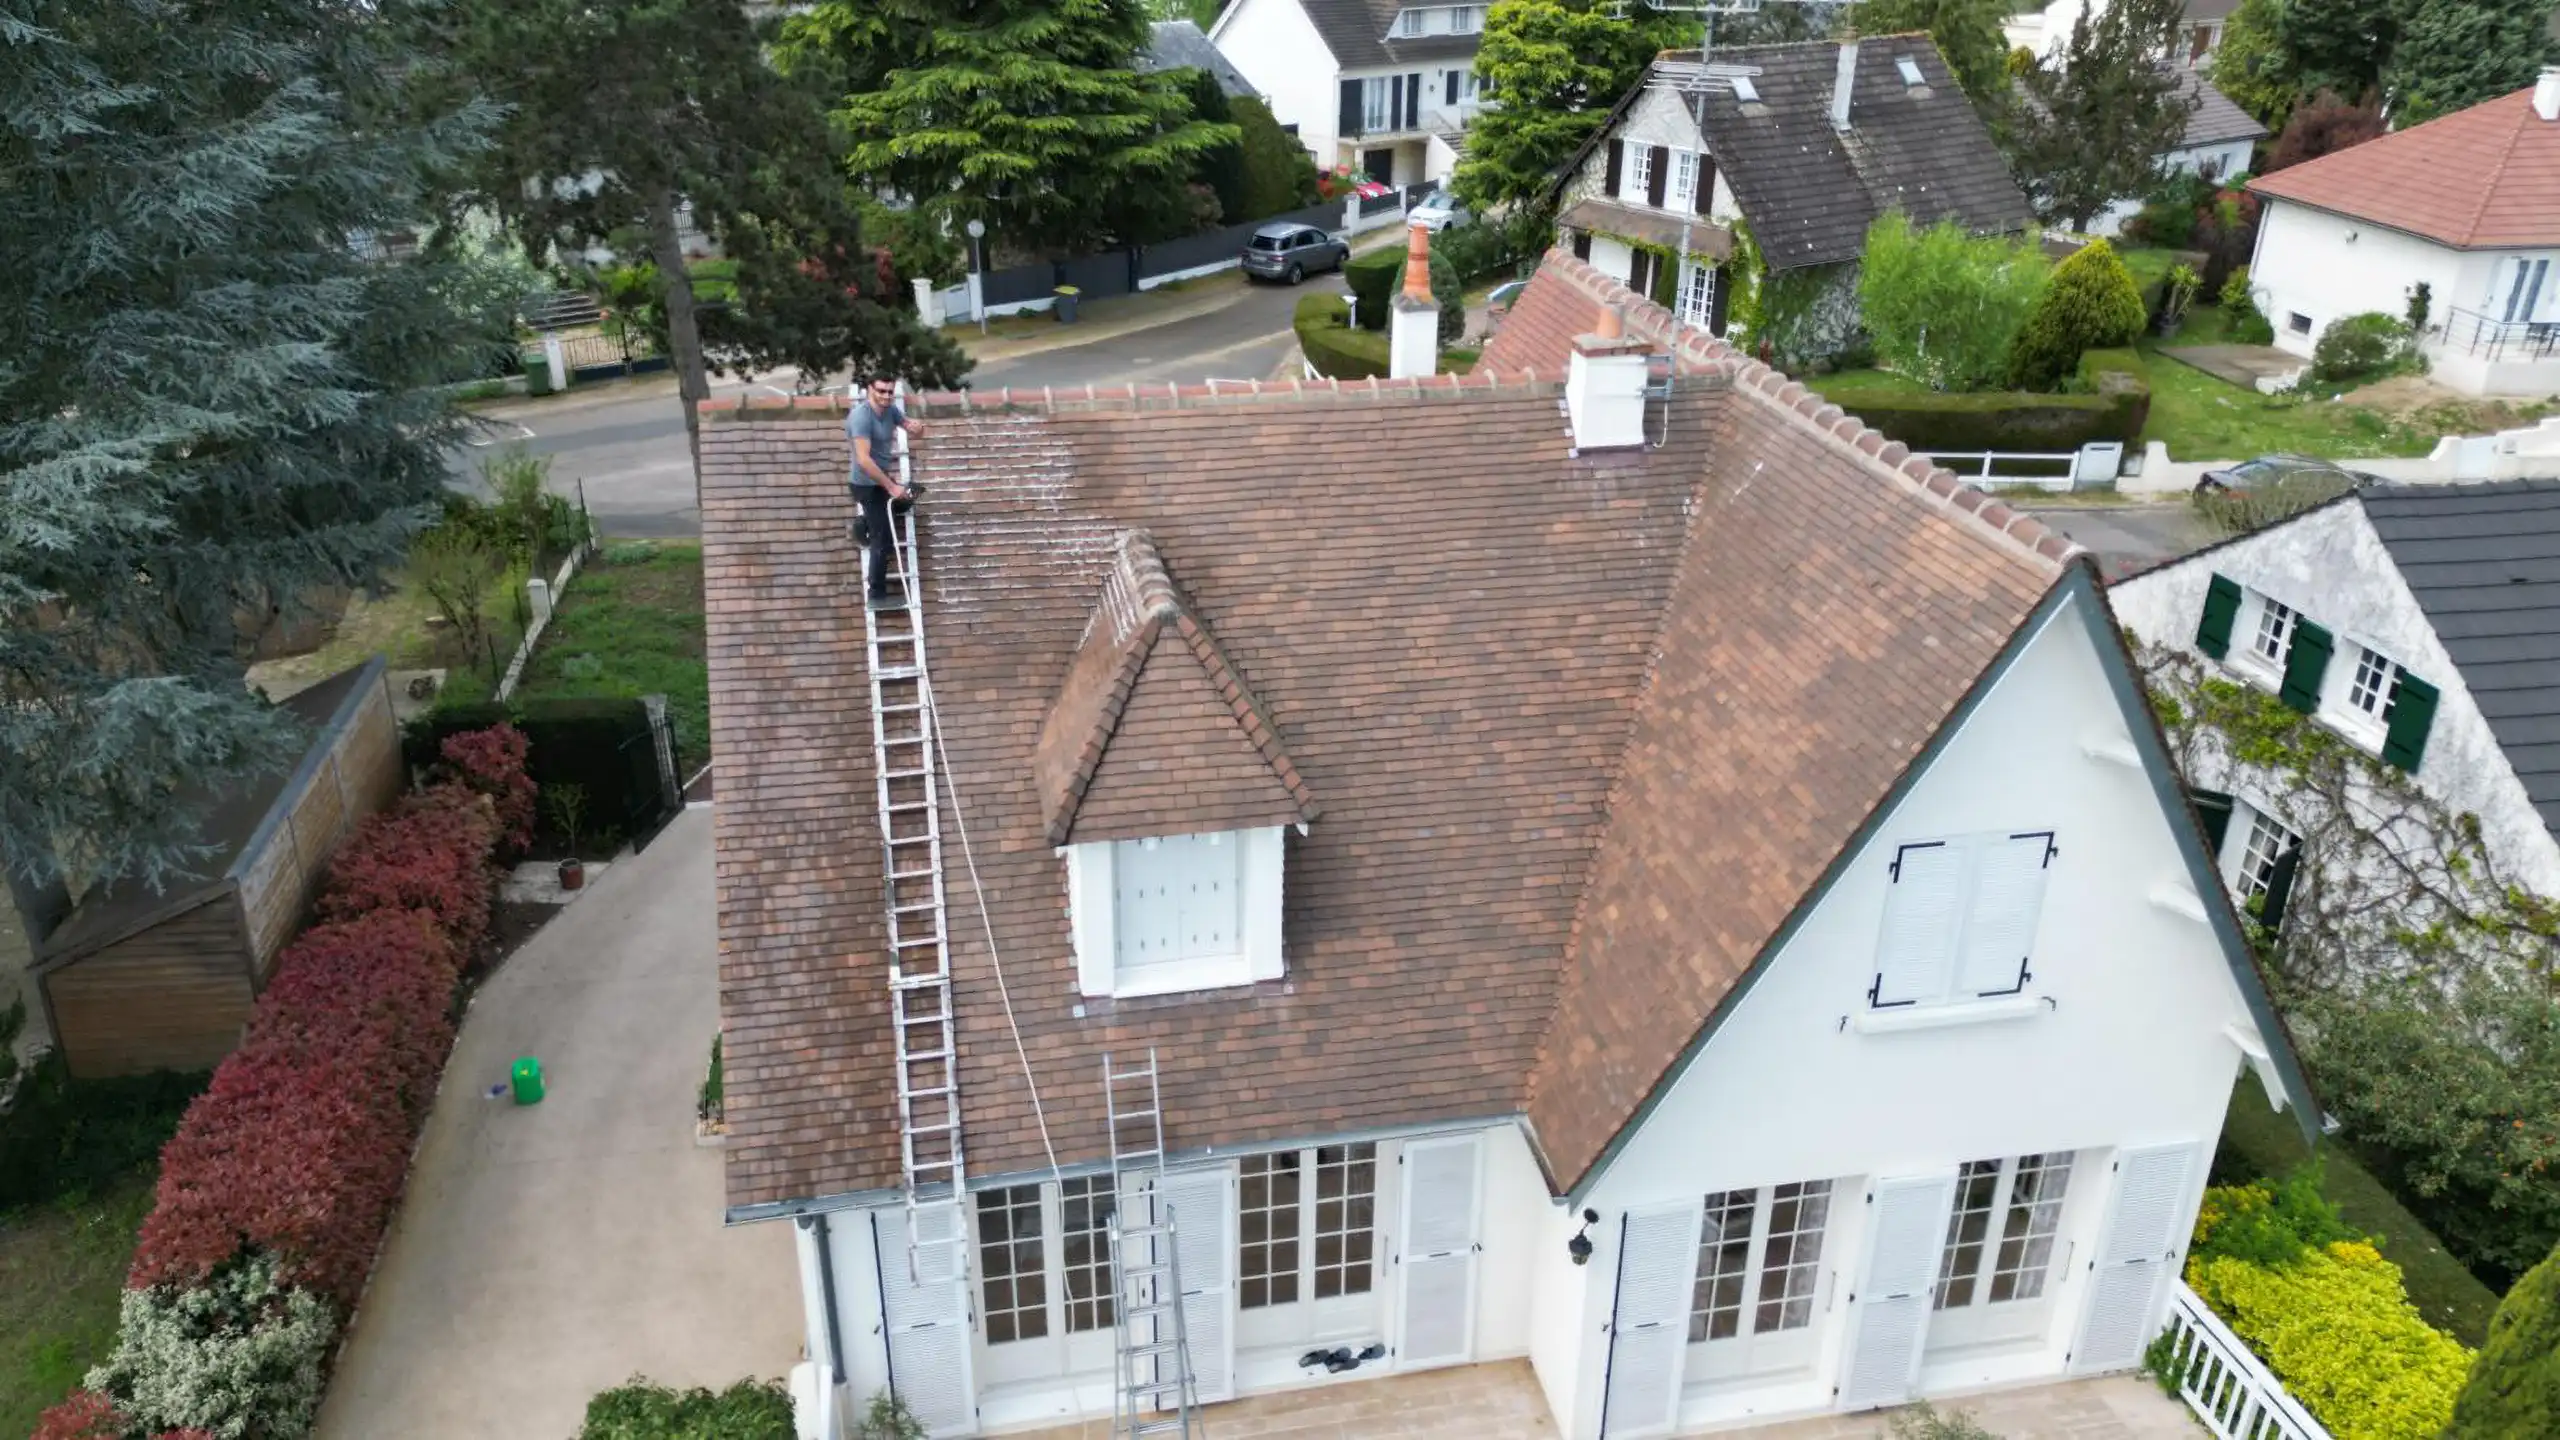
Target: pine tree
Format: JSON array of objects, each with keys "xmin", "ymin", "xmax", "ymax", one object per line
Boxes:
[
  {"xmin": 2385, "ymin": 0, "xmax": 2558, "ymax": 126},
  {"xmin": 2204, "ymin": 0, "xmax": 2298, "ymax": 132},
  {"xmin": 0, "ymin": 0, "xmax": 508, "ymax": 890},
  {"xmin": 2006, "ymin": 239, "xmax": 2148, "ymax": 389},
  {"xmin": 2009, "ymin": 0, "xmax": 2197, "ymax": 232},
  {"xmin": 2276, "ymin": 0, "xmax": 2398, "ymax": 105},
  {"xmin": 785, "ymin": 0, "xmax": 1237, "ymax": 257},
  {"xmin": 1851, "ymin": 0, "xmax": 2017, "ymax": 114},
  {"xmin": 1452, "ymin": 0, "xmax": 1687, "ymax": 215}
]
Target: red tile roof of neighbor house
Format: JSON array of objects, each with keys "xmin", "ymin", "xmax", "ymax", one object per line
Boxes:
[
  {"xmin": 2249, "ymin": 83, "xmax": 2560, "ymax": 248},
  {"xmin": 700, "ymin": 257, "xmax": 2083, "ymax": 1212}
]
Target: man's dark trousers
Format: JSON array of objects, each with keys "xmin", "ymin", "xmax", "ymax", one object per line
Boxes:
[{"xmin": 857, "ymin": 484, "xmax": 899, "ymax": 598}]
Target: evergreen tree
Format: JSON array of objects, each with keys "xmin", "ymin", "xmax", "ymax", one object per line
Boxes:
[
  {"xmin": 2447, "ymin": 1236, "xmax": 2560, "ymax": 1438},
  {"xmin": 0, "ymin": 0, "xmax": 507, "ymax": 890},
  {"xmin": 2204, "ymin": 0, "xmax": 2298, "ymax": 132},
  {"xmin": 1453, "ymin": 0, "xmax": 1686, "ymax": 215},
  {"xmin": 1234, "ymin": 98, "xmax": 1324, "ymax": 219},
  {"xmin": 2276, "ymin": 0, "xmax": 2397, "ymax": 105},
  {"xmin": 2009, "ymin": 0, "xmax": 2196, "ymax": 232},
  {"xmin": 2385, "ymin": 0, "xmax": 2558, "ymax": 125},
  {"xmin": 1852, "ymin": 0, "xmax": 2018, "ymax": 114},
  {"xmin": 2006, "ymin": 239, "xmax": 2147, "ymax": 389},
  {"xmin": 784, "ymin": 0, "xmax": 1237, "ymax": 257}
]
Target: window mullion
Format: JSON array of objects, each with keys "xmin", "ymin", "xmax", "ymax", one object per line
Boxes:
[
  {"xmin": 1980, "ymin": 1160, "xmax": 2020, "ymax": 1295},
  {"xmin": 1740, "ymin": 1187, "xmax": 1774, "ymax": 1316}
]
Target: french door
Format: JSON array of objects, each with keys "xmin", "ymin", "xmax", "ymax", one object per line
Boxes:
[
  {"xmin": 972, "ymin": 1178, "xmax": 1119, "ymax": 1388},
  {"xmin": 1686, "ymin": 1180, "xmax": 1837, "ymax": 1383},
  {"xmin": 1235, "ymin": 1143, "xmax": 1386, "ymax": 1352},
  {"xmin": 1925, "ymin": 1152, "xmax": 2077, "ymax": 1351}
]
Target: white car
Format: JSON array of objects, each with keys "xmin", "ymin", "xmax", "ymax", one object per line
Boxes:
[{"xmin": 1406, "ymin": 189, "xmax": 1469, "ymax": 232}]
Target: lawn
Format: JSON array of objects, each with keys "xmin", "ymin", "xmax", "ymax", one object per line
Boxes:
[
  {"xmin": 2139, "ymin": 309, "xmax": 2452, "ymax": 461},
  {"xmin": 444, "ymin": 541, "xmax": 709, "ymax": 759},
  {"xmin": 247, "ymin": 561, "xmax": 529, "ymax": 701},
  {"xmin": 0, "ymin": 1179, "xmax": 153, "ymax": 1434},
  {"xmin": 2216, "ymin": 1071, "xmax": 2503, "ymax": 1345}
]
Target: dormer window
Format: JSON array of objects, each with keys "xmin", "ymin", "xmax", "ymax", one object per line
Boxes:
[
  {"xmin": 1451, "ymin": 5, "xmax": 1481, "ymax": 31},
  {"xmin": 1068, "ymin": 828, "xmax": 1286, "ymax": 997},
  {"xmin": 1396, "ymin": 9, "xmax": 1423, "ymax": 36}
]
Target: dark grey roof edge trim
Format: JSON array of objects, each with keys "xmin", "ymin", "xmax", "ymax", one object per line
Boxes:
[
  {"xmin": 228, "ymin": 655, "xmax": 392, "ymax": 884},
  {"xmin": 1562, "ymin": 572, "xmax": 2078, "ymax": 1206},
  {"xmin": 30, "ymin": 889, "xmax": 238, "ymax": 977}
]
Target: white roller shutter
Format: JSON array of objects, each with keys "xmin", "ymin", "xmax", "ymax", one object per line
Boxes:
[
  {"xmin": 2071, "ymin": 1142, "xmax": 2201, "ymax": 1375},
  {"xmin": 1394, "ymin": 1134, "xmax": 1483, "ymax": 1371},
  {"xmin": 1871, "ymin": 843, "xmax": 1964, "ymax": 1006},
  {"xmin": 1600, "ymin": 1200, "xmax": 1703, "ymax": 1440},
  {"xmin": 871, "ymin": 1204, "xmax": 977, "ymax": 1438},
  {"xmin": 1837, "ymin": 1172, "xmax": 1957, "ymax": 1412},
  {"xmin": 1158, "ymin": 1165, "xmax": 1238, "ymax": 1403},
  {"xmin": 1955, "ymin": 832, "xmax": 2055, "ymax": 998}
]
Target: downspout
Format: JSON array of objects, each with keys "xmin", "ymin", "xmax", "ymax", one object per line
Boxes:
[{"xmin": 801, "ymin": 1213, "xmax": 846, "ymax": 1377}]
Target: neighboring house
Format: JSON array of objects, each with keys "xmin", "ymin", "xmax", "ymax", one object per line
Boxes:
[
  {"xmin": 701, "ymin": 244, "xmax": 2312, "ymax": 1439},
  {"xmin": 1140, "ymin": 19, "xmax": 1259, "ymax": 101},
  {"xmin": 1208, "ymin": 0, "xmax": 1484, "ymax": 186},
  {"xmin": 2007, "ymin": 0, "xmax": 2237, "ymax": 69},
  {"xmin": 1546, "ymin": 39, "xmax": 2031, "ymax": 354},
  {"xmin": 2089, "ymin": 70, "xmax": 2267, "ymax": 238},
  {"xmin": 32, "ymin": 659, "xmax": 402, "ymax": 1077},
  {"xmin": 2249, "ymin": 69, "xmax": 2560, "ymax": 397},
  {"xmin": 2112, "ymin": 482, "xmax": 2560, "ymax": 918}
]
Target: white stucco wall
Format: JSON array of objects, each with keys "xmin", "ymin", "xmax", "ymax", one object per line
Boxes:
[
  {"xmin": 1540, "ymin": 589, "xmax": 2271, "ymax": 1436},
  {"xmin": 1558, "ymin": 86, "xmax": 1742, "ymax": 227},
  {"xmin": 1212, "ymin": 0, "xmax": 1342, "ymax": 160},
  {"xmin": 2250, "ymin": 199, "xmax": 2469, "ymax": 362},
  {"xmin": 2110, "ymin": 499, "xmax": 2560, "ymax": 899}
]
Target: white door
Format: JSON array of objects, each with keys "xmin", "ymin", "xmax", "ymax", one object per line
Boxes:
[
  {"xmin": 1159, "ymin": 1165, "xmax": 1239, "ymax": 1403},
  {"xmin": 1601, "ymin": 1200, "xmax": 1704, "ymax": 1440},
  {"xmin": 1394, "ymin": 1134, "xmax": 1483, "ymax": 1370},
  {"xmin": 2069, "ymin": 1142, "xmax": 2200, "ymax": 1375},
  {"xmin": 1837, "ymin": 1173, "xmax": 1957, "ymax": 1412},
  {"xmin": 872, "ymin": 1203, "xmax": 979, "ymax": 1438}
]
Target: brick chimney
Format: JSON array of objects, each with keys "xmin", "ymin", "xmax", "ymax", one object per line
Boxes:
[
  {"xmin": 1566, "ymin": 305, "xmax": 1650, "ymax": 451},
  {"xmin": 2537, "ymin": 65, "xmax": 2560, "ymax": 121},
  {"xmin": 1390, "ymin": 223, "xmax": 1439, "ymax": 380},
  {"xmin": 1831, "ymin": 39, "xmax": 1860, "ymax": 131}
]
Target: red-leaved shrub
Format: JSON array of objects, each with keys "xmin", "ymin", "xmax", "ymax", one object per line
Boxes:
[
  {"xmin": 439, "ymin": 724, "xmax": 534, "ymax": 857},
  {"xmin": 32, "ymin": 1391, "xmax": 125, "ymax": 1440},
  {"xmin": 318, "ymin": 782, "xmax": 499, "ymax": 952}
]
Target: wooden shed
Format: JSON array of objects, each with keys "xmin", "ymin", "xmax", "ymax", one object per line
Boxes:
[{"xmin": 35, "ymin": 658, "xmax": 405, "ymax": 1077}]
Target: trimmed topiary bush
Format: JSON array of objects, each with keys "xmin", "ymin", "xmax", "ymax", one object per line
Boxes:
[
  {"xmin": 1391, "ymin": 246, "xmax": 1464, "ymax": 344},
  {"xmin": 1342, "ymin": 248, "xmax": 1401, "ymax": 331},
  {"xmin": 1292, "ymin": 293, "xmax": 1387, "ymax": 379},
  {"xmin": 2447, "ymin": 1238, "xmax": 2560, "ymax": 1438},
  {"xmin": 2311, "ymin": 311, "xmax": 2413, "ymax": 386},
  {"xmin": 2007, "ymin": 240, "xmax": 2148, "ymax": 390}
]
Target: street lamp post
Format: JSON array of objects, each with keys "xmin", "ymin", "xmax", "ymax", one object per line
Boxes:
[{"xmin": 965, "ymin": 218, "xmax": 989, "ymax": 337}]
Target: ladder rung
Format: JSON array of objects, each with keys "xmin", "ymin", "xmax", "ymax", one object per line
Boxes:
[
  {"xmin": 890, "ymin": 867, "xmax": 937, "ymax": 880},
  {"xmin": 1121, "ymin": 1340, "xmax": 1183, "ymax": 1359},
  {"xmin": 894, "ymin": 900, "xmax": 938, "ymax": 913},
  {"xmin": 895, "ymin": 936, "xmax": 944, "ymax": 949},
  {"xmin": 904, "ymin": 1084, "xmax": 953, "ymax": 1100},
  {"xmin": 1113, "ymin": 1107, "xmax": 1159, "ymax": 1122},
  {"xmin": 884, "ymin": 769, "xmax": 931, "ymax": 782},
  {"xmin": 892, "ymin": 973, "xmax": 949, "ymax": 991},
  {"xmin": 1131, "ymin": 1418, "xmax": 1191, "ymax": 1435}
]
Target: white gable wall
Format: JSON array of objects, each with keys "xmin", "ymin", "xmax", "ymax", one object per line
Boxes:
[
  {"xmin": 2110, "ymin": 501, "xmax": 2560, "ymax": 897},
  {"xmin": 1529, "ymin": 587, "xmax": 2271, "ymax": 1436},
  {"xmin": 1559, "ymin": 87, "xmax": 1742, "ymax": 223},
  {"xmin": 1212, "ymin": 0, "xmax": 1343, "ymax": 160}
]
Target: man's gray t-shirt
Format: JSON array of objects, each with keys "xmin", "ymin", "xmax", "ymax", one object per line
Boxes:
[{"xmin": 846, "ymin": 401, "xmax": 906, "ymax": 490}]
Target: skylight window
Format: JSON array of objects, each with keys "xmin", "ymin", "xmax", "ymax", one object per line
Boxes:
[
  {"xmin": 1730, "ymin": 75, "xmax": 1760, "ymax": 103},
  {"xmin": 1896, "ymin": 55, "xmax": 1925, "ymax": 86}
]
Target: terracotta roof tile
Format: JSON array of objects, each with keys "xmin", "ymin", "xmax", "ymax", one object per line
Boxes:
[{"xmin": 2250, "ymin": 84, "xmax": 2560, "ymax": 248}]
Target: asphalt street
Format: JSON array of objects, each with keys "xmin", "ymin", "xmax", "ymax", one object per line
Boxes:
[{"xmin": 452, "ymin": 272, "xmax": 1326, "ymax": 538}]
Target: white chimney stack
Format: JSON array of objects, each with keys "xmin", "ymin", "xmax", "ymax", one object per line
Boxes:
[
  {"xmin": 1565, "ymin": 305, "xmax": 1651, "ymax": 452},
  {"xmin": 1389, "ymin": 223, "xmax": 1440, "ymax": 380},
  {"xmin": 2536, "ymin": 65, "xmax": 2560, "ymax": 122},
  {"xmin": 1831, "ymin": 39, "xmax": 1860, "ymax": 131}
]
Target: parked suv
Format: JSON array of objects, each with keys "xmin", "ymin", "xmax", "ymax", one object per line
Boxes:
[{"xmin": 1241, "ymin": 223, "xmax": 1349, "ymax": 285}]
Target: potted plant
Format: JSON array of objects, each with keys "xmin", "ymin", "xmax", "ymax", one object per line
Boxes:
[
  {"xmin": 1053, "ymin": 284, "xmax": 1080, "ymax": 323},
  {"xmin": 545, "ymin": 782, "xmax": 588, "ymax": 890}
]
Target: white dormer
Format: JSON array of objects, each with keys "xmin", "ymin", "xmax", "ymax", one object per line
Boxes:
[{"xmin": 1068, "ymin": 828, "xmax": 1287, "ymax": 997}]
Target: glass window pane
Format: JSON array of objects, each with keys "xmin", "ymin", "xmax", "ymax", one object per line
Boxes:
[
  {"xmin": 1987, "ymin": 1153, "xmax": 2074, "ymax": 1304},
  {"xmin": 977, "ymin": 1186, "xmax": 1048, "ymax": 1344},
  {"xmin": 1314, "ymin": 1144, "xmax": 1377, "ymax": 1299},
  {"xmin": 1933, "ymin": 1160, "xmax": 2001, "ymax": 1311},
  {"xmin": 1060, "ymin": 1176, "xmax": 1116, "ymax": 1333},
  {"xmin": 1689, "ymin": 1190, "xmax": 1756, "ymax": 1343},
  {"xmin": 1753, "ymin": 1180, "xmax": 1832, "ymax": 1334},
  {"xmin": 1237, "ymin": 1153, "xmax": 1303, "ymax": 1311}
]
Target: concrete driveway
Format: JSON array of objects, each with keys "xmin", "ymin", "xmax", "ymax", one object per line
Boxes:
[{"xmin": 316, "ymin": 807, "xmax": 801, "ymax": 1440}]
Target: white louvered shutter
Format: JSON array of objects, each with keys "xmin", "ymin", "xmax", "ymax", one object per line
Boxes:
[
  {"xmin": 872, "ymin": 1205, "xmax": 978, "ymax": 1437},
  {"xmin": 1872, "ymin": 843, "xmax": 1965, "ymax": 1006},
  {"xmin": 1159, "ymin": 1165, "xmax": 1238, "ymax": 1403},
  {"xmin": 1838, "ymin": 1173, "xmax": 1957, "ymax": 1412},
  {"xmin": 1394, "ymin": 1134, "xmax": 1484, "ymax": 1371},
  {"xmin": 1600, "ymin": 1200, "xmax": 1703, "ymax": 1440},
  {"xmin": 2071, "ymin": 1142, "xmax": 2200, "ymax": 1375},
  {"xmin": 1955, "ymin": 832, "xmax": 2054, "ymax": 997}
]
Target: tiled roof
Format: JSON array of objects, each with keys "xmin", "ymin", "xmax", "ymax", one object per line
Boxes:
[
  {"xmin": 1142, "ymin": 20, "xmax": 1257, "ymax": 99},
  {"xmin": 1298, "ymin": 0, "xmax": 1479, "ymax": 70},
  {"xmin": 2250, "ymin": 84, "xmax": 2560, "ymax": 248},
  {"xmin": 2363, "ymin": 481, "xmax": 2560, "ymax": 836},
  {"xmin": 703, "ymin": 278, "xmax": 2078, "ymax": 1207},
  {"xmin": 2178, "ymin": 69, "xmax": 2266, "ymax": 148}
]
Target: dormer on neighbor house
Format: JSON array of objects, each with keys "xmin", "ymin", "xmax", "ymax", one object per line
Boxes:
[
  {"xmin": 1209, "ymin": 0, "xmax": 1483, "ymax": 187},
  {"xmin": 1034, "ymin": 531, "xmax": 1316, "ymax": 999},
  {"xmin": 1549, "ymin": 38, "xmax": 2031, "ymax": 369}
]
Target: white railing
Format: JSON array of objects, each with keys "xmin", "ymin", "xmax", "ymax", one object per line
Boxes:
[
  {"xmin": 2156, "ymin": 1281, "xmax": 2334, "ymax": 1440},
  {"xmin": 1920, "ymin": 440, "xmax": 2125, "ymax": 491}
]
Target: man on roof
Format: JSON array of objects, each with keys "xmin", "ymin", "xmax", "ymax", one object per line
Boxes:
[{"xmin": 847, "ymin": 374, "xmax": 925, "ymax": 611}]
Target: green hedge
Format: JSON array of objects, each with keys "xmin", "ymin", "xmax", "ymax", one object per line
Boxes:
[
  {"xmin": 577, "ymin": 1379, "xmax": 794, "ymax": 1440},
  {"xmin": 1293, "ymin": 293, "xmax": 1388, "ymax": 380},
  {"xmin": 1814, "ymin": 348, "xmax": 2150, "ymax": 453}
]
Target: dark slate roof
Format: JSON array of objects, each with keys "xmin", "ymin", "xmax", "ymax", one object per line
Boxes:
[
  {"xmin": 1299, "ymin": 0, "xmax": 1481, "ymax": 70},
  {"xmin": 2364, "ymin": 481, "xmax": 2560, "ymax": 836},
  {"xmin": 2178, "ymin": 69, "xmax": 2266, "ymax": 148},
  {"xmin": 1143, "ymin": 20, "xmax": 1258, "ymax": 99},
  {"xmin": 1627, "ymin": 39, "xmax": 2033, "ymax": 271}
]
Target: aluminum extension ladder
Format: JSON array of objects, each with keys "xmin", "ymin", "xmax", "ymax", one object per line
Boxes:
[
  {"xmin": 1106, "ymin": 1050, "xmax": 1198, "ymax": 1438},
  {"xmin": 861, "ymin": 439, "xmax": 967, "ymax": 1279}
]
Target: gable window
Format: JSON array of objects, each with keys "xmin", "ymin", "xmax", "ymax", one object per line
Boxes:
[
  {"xmin": 1933, "ymin": 1153, "xmax": 2073, "ymax": 1311},
  {"xmin": 1395, "ymin": 8, "xmax": 1423, "ymax": 36},
  {"xmin": 2232, "ymin": 806, "xmax": 2297, "ymax": 906},
  {"xmin": 2249, "ymin": 592, "xmax": 2296, "ymax": 666},
  {"xmin": 1068, "ymin": 828, "xmax": 1285, "ymax": 998},
  {"xmin": 1451, "ymin": 5, "xmax": 1481, "ymax": 31},
  {"xmin": 1668, "ymin": 149, "xmax": 1698, "ymax": 214},
  {"xmin": 2345, "ymin": 643, "xmax": 2403, "ymax": 721},
  {"xmin": 1867, "ymin": 830, "xmax": 2057, "ymax": 1010},
  {"xmin": 1624, "ymin": 143, "xmax": 1653, "ymax": 205},
  {"xmin": 1678, "ymin": 261, "xmax": 1715, "ymax": 327}
]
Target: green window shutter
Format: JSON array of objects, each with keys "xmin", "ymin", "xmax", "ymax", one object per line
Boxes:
[
  {"xmin": 2278, "ymin": 620, "xmax": 2333, "ymax": 713},
  {"xmin": 2259, "ymin": 845, "xmax": 2302, "ymax": 935},
  {"xmin": 2382, "ymin": 673, "xmax": 2440, "ymax": 772},
  {"xmin": 2190, "ymin": 788, "xmax": 2235, "ymax": 856},
  {"xmin": 2196, "ymin": 574, "xmax": 2242, "ymax": 659}
]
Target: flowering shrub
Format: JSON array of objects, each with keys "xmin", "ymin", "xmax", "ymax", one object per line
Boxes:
[
  {"xmin": 439, "ymin": 723, "xmax": 535, "ymax": 856},
  {"xmin": 318, "ymin": 781, "xmax": 499, "ymax": 952},
  {"xmin": 87, "ymin": 1255, "xmax": 336, "ymax": 1440},
  {"xmin": 33, "ymin": 1391, "xmax": 127, "ymax": 1440}
]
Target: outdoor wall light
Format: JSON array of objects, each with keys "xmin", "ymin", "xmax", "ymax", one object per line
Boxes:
[{"xmin": 1567, "ymin": 1208, "xmax": 1600, "ymax": 1265}]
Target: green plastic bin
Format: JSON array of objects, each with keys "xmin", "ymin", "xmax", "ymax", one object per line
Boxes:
[{"xmin": 511, "ymin": 1056, "xmax": 546, "ymax": 1106}]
